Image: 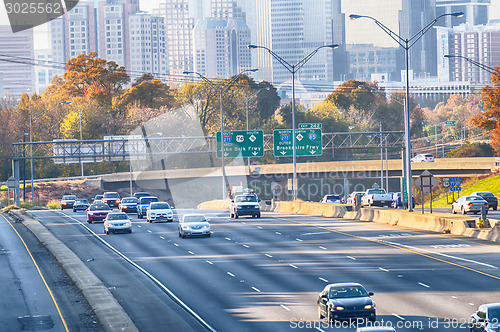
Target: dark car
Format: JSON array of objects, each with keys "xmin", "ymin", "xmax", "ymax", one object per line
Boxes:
[
  {"xmin": 137, "ymin": 196, "xmax": 159, "ymax": 219},
  {"xmin": 119, "ymin": 197, "xmax": 138, "ymax": 213},
  {"xmin": 102, "ymin": 192, "xmax": 121, "ymax": 209},
  {"xmin": 471, "ymin": 192, "xmax": 498, "ymax": 211},
  {"xmin": 60, "ymin": 195, "xmax": 78, "ymax": 210},
  {"xmin": 317, "ymin": 283, "xmax": 376, "ymax": 323},
  {"xmin": 470, "ymin": 303, "xmax": 500, "ymax": 331},
  {"xmin": 86, "ymin": 203, "xmax": 111, "ymax": 223},
  {"xmin": 391, "ymin": 192, "xmax": 415, "ymax": 209},
  {"xmin": 73, "ymin": 199, "xmax": 90, "ymax": 212},
  {"xmin": 133, "ymin": 192, "xmax": 151, "ymax": 200}
]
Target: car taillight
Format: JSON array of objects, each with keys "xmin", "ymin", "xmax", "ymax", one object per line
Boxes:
[{"xmin": 485, "ymin": 202, "xmax": 489, "ymax": 205}]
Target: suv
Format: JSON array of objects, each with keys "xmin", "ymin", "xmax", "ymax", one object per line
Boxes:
[
  {"xmin": 321, "ymin": 194, "xmax": 342, "ymax": 203},
  {"xmin": 133, "ymin": 192, "xmax": 151, "ymax": 200},
  {"xmin": 61, "ymin": 195, "xmax": 78, "ymax": 210},
  {"xmin": 229, "ymin": 194, "xmax": 261, "ymax": 219},
  {"xmin": 146, "ymin": 202, "xmax": 174, "ymax": 223},
  {"xmin": 102, "ymin": 192, "xmax": 121, "ymax": 209},
  {"xmin": 137, "ymin": 196, "xmax": 159, "ymax": 219}
]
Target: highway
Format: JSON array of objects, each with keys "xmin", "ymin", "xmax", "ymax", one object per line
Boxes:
[{"xmin": 28, "ymin": 209, "xmax": 500, "ymax": 331}]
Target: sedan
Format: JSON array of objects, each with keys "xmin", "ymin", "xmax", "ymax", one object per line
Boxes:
[
  {"xmin": 451, "ymin": 195, "xmax": 489, "ymax": 214},
  {"xmin": 86, "ymin": 203, "xmax": 111, "ymax": 223},
  {"xmin": 317, "ymin": 283, "xmax": 376, "ymax": 323},
  {"xmin": 104, "ymin": 212, "xmax": 132, "ymax": 234},
  {"xmin": 470, "ymin": 303, "xmax": 500, "ymax": 331},
  {"xmin": 60, "ymin": 195, "xmax": 78, "ymax": 210},
  {"xmin": 119, "ymin": 197, "xmax": 138, "ymax": 213},
  {"xmin": 411, "ymin": 154, "xmax": 434, "ymax": 162},
  {"xmin": 73, "ymin": 199, "xmax": 90, "ymax": 212},
  {"xmin": 178, "ymin": 214, "xmax": 211, "ymax": 238},
  {"xmin": 471, "ymin": 192, "xmax": 498, "ymax": 211}
]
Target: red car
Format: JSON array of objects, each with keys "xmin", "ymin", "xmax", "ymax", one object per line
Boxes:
[{"xmin": 86, "ymin": 203, "xmax": 111, "ymax": 223}]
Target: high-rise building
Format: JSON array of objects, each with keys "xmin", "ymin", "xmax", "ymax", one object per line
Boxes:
[
  {"xmin": 0, "ymin": 26, "xmax": 34, "ymax": 98},
  {"xmin": 331, "ymin": 0, "xmax": 348, "ymax": 81},
  {"xmin": 438, "ymin": 22, "xmax": 500, "ymax": 84},
  {"xmin": 347, "ymin": 44, "xmax": 398, "ymax": 81},
  {"xmin": 129, "ymin": 12, "xmax": 167, "ymax": 81},
  {"xmin": 436, "ymin": 0, "xmax": 490, "ymax": 27},
  {"xmin": 34, "ymin": 50, "xmax": 54, "ymax": 94},
  {"xmin": 193, "ymin": 19, "xmax": 251, "ymax": 77},
  {"xmin": 211, "ymin": 0, "xmax": 246, "ymax": 20}
]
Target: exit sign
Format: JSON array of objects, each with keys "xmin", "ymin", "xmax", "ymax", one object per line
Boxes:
[{"xmin": 445, "ymin": 121, "xmax": 456, "ymax": 127}]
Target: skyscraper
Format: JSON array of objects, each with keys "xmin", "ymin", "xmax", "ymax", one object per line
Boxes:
[{"xmin": 436, "ymin": 0, "xmax": 490, "ymax": 27}]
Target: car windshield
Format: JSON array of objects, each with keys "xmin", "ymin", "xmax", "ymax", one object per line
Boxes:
[
  {"xmin": 368, "ymin": 189, "xmax": 385, "ymax": 194},
  {"xmin": 235, "ymin": 196, "xmax": 257, "ymax": 202},
  {"xmin": 90, "ymin": 204, "xmax": 110, "ymax": 211},
  {"xmin": 63, "ymin": 195, "xmax": 77, "ymax": 200},
  {"xmin": 107, "ymin": 213, "xmax": 128, "ymax": 220},
  {"xmin": 122, "ymin": 198, "xmax": 138, "ymax": 203},
  {"xmin": 183, "ymin": 215, "xmax": 207, "ymax": 223},
  {"xmin": 104, "ymin": 193, "xmax": 120, "ymax": 198},
  {"xmin": 140, "ymin": 197, "xmax": 159, "ymax": 204},
  {"xmin": 488, "ymin": 308, "xmax": 500, "ymax": 320},
  {"xmin": 329, "ymin": 286, "xmax": 368, "ymax": 298},
  {"xmin": 425, "ymin": 154, "xmax": 433, "ymax": 157},
  {"xmin": 151, "ymin": 203, "xmax": 170, "ymax": 209}
]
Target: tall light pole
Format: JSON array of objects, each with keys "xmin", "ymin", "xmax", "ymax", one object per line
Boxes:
[
  {"xmin": 77, "ymin": 105, "xmax": 84, "ymax": 177},
  {"xmin": 183, "ymin": 69, "xmax": 259, "ymax": 200},
  {"xmin": 444, "ymin": 54, "xmax": 498, "ymax": 76},
  {"xmin": 248, "ymin": 44, "xmax": 338, "ymax": 200},
  {"xmin": 29, "ymin": 100, "xmax": 72, "ymax": 201},
  {"xmin": 245, "ymin": 87, "xmax": 269, "ymax": 173},
  {"xmin": 350, "ymin": 12, "xmax": 463, "ymax": 211}
]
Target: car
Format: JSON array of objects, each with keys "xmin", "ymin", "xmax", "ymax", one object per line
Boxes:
[
  {"xmin": 356, "ymin": 328, "xmax": 396, "ymax": 332},
  {"xmin": 391, "ymin": 192, "xmax": 415, "ymax": 209},
  {"xmin": 133, "ymin": 192, "xmax": 151, "ymax": 200},
  {"xmin": 86, "ymin": 203, "xmax": 111, "ymax": 223},
  {"xmin": 92, "ymin": 194, "xmax": 103, "ymax": 203},
  {"xmin": 119, "ymin": 197, "xmax": 138, "ymax": 213},
  {"xmin": 347, "ymin": 192, "xmax": 365, "ymax": 205},
  {"xmin": 137, "ymin": 196, "xmax": 159, "ymax": 219},
  {"xmin": 321, "ymin": 194, "xmax": 342, "ymax": 204},
  {"xmin": 72, "ymin": 199, "xmax": 90, "ymax": 212},
  {"xmin": 452, "ymin": 195, "xmax": 489, "ymax": 214},
  {"xmin": 470, "ymin": 303, "xmax": 500, "ymax": 331},
  {"xmin": 361, "ymin": 188, "xmax": 392, "ymax": 207},
  {"xmin": 411, "ymin": 154, "xmax": 434, "ymax": 162},
  {"xmin": 60, "ymin": 195, "xmax": 78, "ymax": 210},
  {"xmin": 104, "ymin": 212, "xmax": 132, "ymax": 234},
  {"xmin": 178, "ymin": 214, "xmax": 211, "ymax": 238},
  {"xmin": 146, "ymin": 202, "xmax": 174, "ymax": 223},
  {"xmin": 229, "ymin": 194, "xmax": 261, "ymax": 218},
  {"xmin": 317, "ymin": 283, "xmax": 376, "ymax": 323},
  {"xmin": 102, "ymin": 192, "xmax": 121, "ymax": 209},
  {"xmin": 471, "ymin": 192, "xmax": 498, "ymax": 210}
]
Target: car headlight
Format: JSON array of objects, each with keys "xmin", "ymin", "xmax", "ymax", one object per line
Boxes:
[
  {"xmin": 203, "ymin": 225, "xmax": 209, "ymax": 229},
  {"xmin": 122, "ymin": 205, "xmax": 127, "ymax": 208},
  {"xmin": 62, "ymin": 202, "xmax": 67, "ymax": 205},
  {"xmin": 364, "ymin": 305, "xmax": 373, "ymax": 310},
  {"xmin": 182, "ymin": 225, "xmax": 190, "ymax": 230},
  {"xmin": 334, "ymin": 306, "xmax": 344, "ymax": 311},
  {"xmin": 125, "ymin": 222, "xmax": 131, "ymax": 226}
]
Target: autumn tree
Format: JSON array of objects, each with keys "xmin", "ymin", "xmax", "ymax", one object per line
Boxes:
[{"xmin": 114, "ymin": 74, "xmax": 175, "ymax": 110}]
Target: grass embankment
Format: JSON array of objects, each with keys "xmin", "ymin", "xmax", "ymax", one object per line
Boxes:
[{"xmin": 426, "ymin": 173, "xmax": 500, "ymax": 208}]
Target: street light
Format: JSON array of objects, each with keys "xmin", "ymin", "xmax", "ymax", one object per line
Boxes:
[
  {"xmin": 29, "ymin": 100, "xmax": 72, "ymax": 201},
  {"xmin": 183, "ymin": 69, "xmax": 259, "ymax": 200},
  {"xmin": 444, "ymin": 54, "xmax": 497, "ymax": 75},
  {"xmin": 245, "ymin": 87, "xmax": 269, "ymax": 173},
  {"xmin": 248, "ymin": 44, "xmax": 338, "ymax": 200},
  {"xmin": 350, "ymin": 12, "xmax": 463, "ymax": 211}
]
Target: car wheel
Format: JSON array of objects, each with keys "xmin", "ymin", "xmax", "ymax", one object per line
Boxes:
[
  {"xmin": 318, "ymin": 305, "xmax": 324, "ymax": 319},
  {"xmin": 235, "ymin": 213, "xmax": 238, "ymax": 219},
  {"xmin": 178, "ymin": 231, "xmax": 182, "ymax": 237},
  {"xmin": 88, "ymin": 220, "xmax": 92, "ymax": 224},
  {"xmin": 452, "ymin": 207, "xmax": 456, "ymax": 214},
  {"xmin": 128, "ymin": 229, "xmax": 132, "ymax": 233},
  {"xmin": 181, "ymin": 232, "xmax": 186, "ymax": 239},
  {"xmin": 205, "ymin": 233, "xmax": 211, "ymax": 238},
  {"xmin": 494, "ymin": 207, "xmax": 498, "ymax": 211},
  {"xmin": 257, "ymin": 213, "xmax": 261, "ymax": 218},
  {"xmin": 105, "ymin": 229, "xmax": 109, "ymax": 235},
  {"xmin": 327, "ymin": 309, "xmax": 333, "ymax": 322},
  {"xmin": 370, "ymin": 315, "xmax": 376, "ymax": 323},
  {"xmin": 462, "ymin": 207, "xmax": 466, "ymax": 215}
]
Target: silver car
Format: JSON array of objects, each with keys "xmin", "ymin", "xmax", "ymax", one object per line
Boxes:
[
  {"xmin": 178, "ymin": 214, "xmax": 211, "ymax": 238},
  {"xmin": 104, "ymin": 212, "xmax": 132, "ymax": 234},
  {"xmin": 451, "ymin": 195, "xmax": 489, "ymax": 215}
]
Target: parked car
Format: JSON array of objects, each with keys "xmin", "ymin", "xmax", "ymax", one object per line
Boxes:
[
  {"xmin": 321, "ymin": 194, "xmax": 342, "ymax": 204},
  {"xmin": 470, "ymin": 303, "xmax": 500, "ymax": 331},
  {"xmin": 119, "ymin": 197, "xmax": 138, "ymax": 213},
  {"xmin": 411, "ymin": 154, "xmax": 434, "ymax": 162},
  {"xmin": 470, "ymin": 192, "xmax": 498, "ymax": 211},
  {"xmin": 361, "ymin": 188, "xmax": 392, "ymax": 207},
  {"xmin": 92, "ymin": 194, "xmax": 103, "ymax": 203},
  {"xmin": 102, "ymin": 192, "xmax": 121, "ymax": 209},
  {"xmin": 317, "ymin": 283, "xmax": 376, "ymax": 322},
  {"xmin": 104, "ymin": 212, "xmax": 132, "ymax": 234},
  {"xmin": 72, "ymin": 199, "xmax": 90, "ymax": 212},
  {"xmin": 229, "ymin": 194, "xmax": 261, "ymax": 218},
  {"xmin": 86, "ymin": 203, "xmax": 111, "ymax": 223},
  {"xmin": 133, "ymin": 192, "xmax": 151, "ymax": 200},
  {"xmin": 137, "ymin": 196, "xmax": 159, "ymax": 219},
  {"xmin": 178, "ymin": 214, "xmax": 211, "ymax": 238},
  {"xmin": 451, "ymin": 195, "xmax": 489, "ymax": 214},
  {"xmin": 391, "ymin": 192, "xmax": 415, "ymax": 209},
  {"xmin": 146, "ymin": 202, "xmax": 174, "ymax": 223},
  {"xmin": 347, "ymin": 191, "xmax": 364, "ymax": 205},
  {"xmin": 60, "ymin": 195, "xmax": 78, "ymax": 210}
]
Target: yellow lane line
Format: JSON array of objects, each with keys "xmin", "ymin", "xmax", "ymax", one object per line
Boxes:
[
  {"xmin": 275, "ymin": 215, "xmax": 500, "ymax": 281},
  {"xmin": 1, "ymin": 214, "xmax": 69, "ymax": 332}
]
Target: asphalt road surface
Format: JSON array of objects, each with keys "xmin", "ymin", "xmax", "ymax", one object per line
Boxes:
[{"xmin": 26, "ymin": 208, "xmax": 500, "ymax": 332}]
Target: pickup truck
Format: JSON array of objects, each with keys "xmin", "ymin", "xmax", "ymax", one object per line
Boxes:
[{"xmin": 361, "ymin": 189, "xmax": 392, "ymax": 207}]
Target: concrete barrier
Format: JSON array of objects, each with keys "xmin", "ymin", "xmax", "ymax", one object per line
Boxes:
[{"xmin": 272, "ymin": 201, "xmax": 349, "ymax": 218}]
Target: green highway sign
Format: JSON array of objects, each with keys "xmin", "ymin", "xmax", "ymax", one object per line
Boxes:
[
  {"xmin": 445, "ymin": 121, "xmax": 456, "ymax": 127},
  {"xmin": 298, "ymin": 123, "xmax": 322, "ymax": 129},
  {"xmin": 216, "ymin": 130, "xmax": 264, "ymax": 158},
  {"xmin": 402, "ymin": 177, "xmax": 408, "ymax": 203},
  {"xmin": 273, "ymin": 128, "xmax": 322, "ymax": 157}
]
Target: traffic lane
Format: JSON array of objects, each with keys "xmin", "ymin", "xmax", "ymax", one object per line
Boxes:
[
  {"xmin": 31, "ymin": 210, "xmax": 212, "ymax": 332},
  {"xmin": 426, "ymin": 206, "xmax": 500, "ymax": 218},
  {"xmin": 0, "ymin": 213, "xmax": 68, "ymax": 332}
]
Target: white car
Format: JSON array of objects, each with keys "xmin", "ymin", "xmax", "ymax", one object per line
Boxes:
[
  {"xmin": 321, "ymin": 194, "xmax": 342, "ymax": 203},
  {"xmin": 451, "ymin": 195, "xmax": 488, "ymax": 214},
  {"xmin": 178, "ymin": 214, "xmax": 211, "ymax": 238},
  {"xmin": 229, "ymin": 194, "xmax": 261, "ymax": 218},
  {"xmin": 146, "ymin": 202, "xmax": 174, "ymax": 222},
  {"xmin": 411, "ymin": 154, "xmax": 434, "ymax": 162},
  {"xmin": 104, "ymin": 212, "xmax": 132, "ymax": 234}
]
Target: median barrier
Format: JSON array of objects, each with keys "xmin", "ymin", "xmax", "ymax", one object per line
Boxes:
[{"xmin": 272, "ymin": 201, "xmax": 348, "ymax": 218}]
